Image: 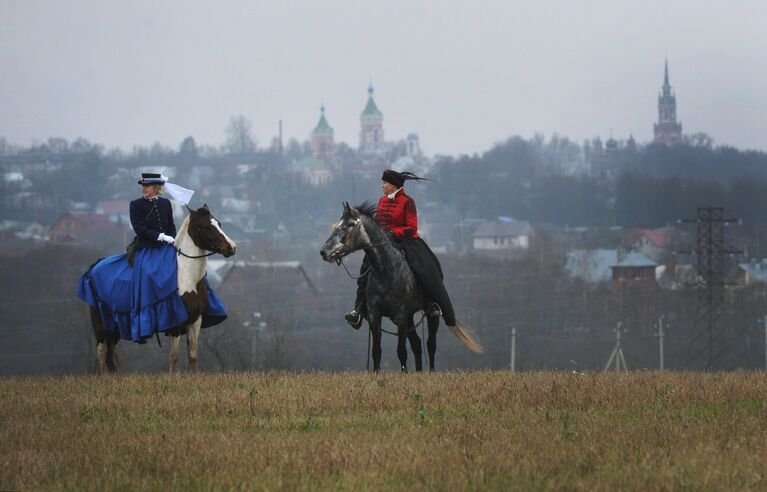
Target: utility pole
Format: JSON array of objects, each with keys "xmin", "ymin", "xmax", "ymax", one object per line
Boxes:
[
  {"xmin": 251, "ymin": 326, "xmax": 257, "ymax": 370},
  {"xmin": 510, "ymin": 327, "xmax": 516, "ymax": 372},
  {"xmin": 251, "ymin": 312, "xmax": 263, "ymax": 370},
  {"xmin": 604, "ymin": 322, "xmax": 629, "ymax": 372},
  {"xmin": 655, "ymin": 315, "xmax": 666, "ymax": 371}
]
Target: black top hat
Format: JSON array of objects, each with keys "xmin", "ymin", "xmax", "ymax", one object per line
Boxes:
[{"xmin": 137, "ymin": 173, "xmax": 165, "ymax": 185}]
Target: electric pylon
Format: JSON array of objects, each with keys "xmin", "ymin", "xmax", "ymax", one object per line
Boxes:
[{"xmin": 680, "ymin": 207, "xmax": 741, "ymax": 369}]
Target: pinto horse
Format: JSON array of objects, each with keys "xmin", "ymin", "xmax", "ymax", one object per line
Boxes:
[
  {"xmin": 89, "ymin": 204, "xmax": 236, "ymax": 373},
  {"xmin": 320, "ymin": 202, "xmax": 482, "ymax": 372}
]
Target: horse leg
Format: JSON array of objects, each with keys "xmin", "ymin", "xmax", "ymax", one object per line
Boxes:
[
  {"xmin": 186, "ymin": 318, "xmax": 202, "ymax": 372},
  {"xmin": 169, "ymin": 329, "xmax": 182, "ymax": 374},
  {"xmin": 397, "ymin": 331, "xmax": 408, "ymax": 373},
  {"xmin": 427, "ymin": 315, "xmax": 439, "ymax": 372},
  {"xmin": 396, "ymin": 316, "xmax": 409, "ymax": 373},
  {"xmin": 407, "ymin": 317, "xmax": 423, "ymax": 372},
  {"xmin": 369, "ymin": 316, "xmax": 383, "ymax": 373},
  {"xmin": 96, "ymin": 342, "xmax": 107, "ymax": 373},
  {"xmin": 90, "ymin": 307, "xmax": 109, "ymax": 374},
  {"xmin": 105, "ymin": 335, "xmax": 118, "ymax": 373}
]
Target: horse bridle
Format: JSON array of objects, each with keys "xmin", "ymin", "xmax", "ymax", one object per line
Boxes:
[
  {"xmin": 336, "ymin": 219, "xmax": 390, "ymax": 279},
  {"xmin": 175, "ymin": 214, "xmax": 225, "ymax": 259},
  {"xmin": 175, "ymin": 246, "xmax": 217, "ymax": 259}
]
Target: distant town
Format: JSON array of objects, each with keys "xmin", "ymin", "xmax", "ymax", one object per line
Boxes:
[{"xmin": 3, "ymin": 60, "xmax": 767, "ymax": 374}]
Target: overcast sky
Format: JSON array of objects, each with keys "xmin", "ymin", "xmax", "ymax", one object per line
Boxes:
[{"xmin": 1, "ymin": 0, "xmax": 765, "ymax": 156}]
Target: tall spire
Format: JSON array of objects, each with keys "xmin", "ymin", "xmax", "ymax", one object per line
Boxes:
[{"xmin": 654, "ymin": 57, "xmax": 682, "ymax": 145}]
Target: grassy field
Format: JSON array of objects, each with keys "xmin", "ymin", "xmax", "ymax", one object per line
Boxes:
[{"xmin": 2, "ymin": 371, "xmax": 767, "ymax": 491}]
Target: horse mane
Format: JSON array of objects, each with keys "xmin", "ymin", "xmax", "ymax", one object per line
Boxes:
[{"xmin": 354, "ymin": 201, "xmax": 377, "ymax": 220}]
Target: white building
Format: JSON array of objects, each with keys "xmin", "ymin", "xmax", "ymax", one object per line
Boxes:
[{"xmin": 472, "ymin": 217, "xmax": 532, "ymax": 251}]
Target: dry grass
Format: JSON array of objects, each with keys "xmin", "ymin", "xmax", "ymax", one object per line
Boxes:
[{"xmin": 2, "ymin": 371, "xmax": 767, "ymax": 491}]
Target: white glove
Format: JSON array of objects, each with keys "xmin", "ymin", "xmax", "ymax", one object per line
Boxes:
[{"xmin": 157, "ymin": 233, "xmax": 175, "ymax": 244}]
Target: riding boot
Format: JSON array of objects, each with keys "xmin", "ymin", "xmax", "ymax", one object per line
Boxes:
[
  {"xmin": 426, "ymin": 302, "xmax": 442, "ymax": 318},
  {"xmin": 344, "ymin": 310, "xmax": 363, "ymax": 329},
  {"xmin": 345, "ymin": 255, "xmax": 369, "ymax": 329}
]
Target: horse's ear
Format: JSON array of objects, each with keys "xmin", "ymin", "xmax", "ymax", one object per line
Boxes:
[
  {"xmin": 186, "ymin": 205, "xmax": 194, "ymax": 214},
  {"xmin": 202, "ymin": 203, "xmax": 209, "ymax": 211},
  {"xmin": 342, "ymin": 201, "xmax": 350, "ymax": 215}
]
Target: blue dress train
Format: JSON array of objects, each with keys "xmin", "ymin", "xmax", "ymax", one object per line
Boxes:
[{"xmin": 77, "ymin": 244, "xmax": 227, "ymax": 342}]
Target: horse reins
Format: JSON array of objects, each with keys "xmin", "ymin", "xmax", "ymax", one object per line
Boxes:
[
  {"xmin": 338, "ymin": 239, "xmax": 388, "ymax": 280},
  {"xmin": 340, "ymin": 258, "xmax": 371, "ymax": 280},
  {"xmin": 175, "ymin": 214, "xmax": 225, "ymax": 259},
  {"xmin": 174, "ymin": 246, "xmax": 217, "ymax": 259}
]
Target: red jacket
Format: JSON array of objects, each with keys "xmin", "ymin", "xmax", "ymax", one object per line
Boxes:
[{"xmin": 377, "ymin": 189, "xmax": 419, "ymax": 238}]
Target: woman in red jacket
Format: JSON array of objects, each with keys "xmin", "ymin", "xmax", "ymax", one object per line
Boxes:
[{"xmin": 345, "ymin": 169, "xmax": 456, "ymax": 329}]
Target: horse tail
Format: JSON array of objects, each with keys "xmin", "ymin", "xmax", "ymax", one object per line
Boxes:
[{"xmin": 448, "ymin": 320, "xmax": 484, "ymax": 353}]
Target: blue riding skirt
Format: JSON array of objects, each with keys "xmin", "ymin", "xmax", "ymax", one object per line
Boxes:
[{"xmin": 77, "ymin": 244, "xmax": 227, "ymax": 342}]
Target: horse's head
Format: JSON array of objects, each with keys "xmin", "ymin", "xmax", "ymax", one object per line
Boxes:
[
  {"xmin": 320, "ymin": 201, "xmax": 377, "ymax": 264},
  {"xmin": 186, "ymin": 204, "xmax": 237, "ymax": 258}
]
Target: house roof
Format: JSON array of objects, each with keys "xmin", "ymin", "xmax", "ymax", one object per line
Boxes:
[
  {"xmin": 472, "ymin": 218, "xmax": 532, "ymax": 238},
  {"xmin": 220, "ymin": 260, "xmax": 318, "ymax": 294},
  {"xmin": 611, "ymin": 252, "xmax": 658, "ymax": 268},
  {"xmin": 626, "ymin": 227, "xmax": 676, "ymax": 248},
  {"xmin": 0, "ymin": 220, "xmax": 29, "ymax": 232},
  {"xmin": 737, "ymin": 263, "xmax": 767, "ymax": 283},
  {"xmin": 206, "ymin": 259, "xmax": 235, "ymax": 288}
]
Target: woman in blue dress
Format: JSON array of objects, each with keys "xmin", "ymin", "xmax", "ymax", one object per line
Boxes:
[{"xmin": 77, "ymin": 173, "xmax": 227, "ymax": 342}]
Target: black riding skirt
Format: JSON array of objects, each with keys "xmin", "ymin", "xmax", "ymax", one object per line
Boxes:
[{"xmin": 356, "ymin": 237, "xmax": 456, "ymax": 326}]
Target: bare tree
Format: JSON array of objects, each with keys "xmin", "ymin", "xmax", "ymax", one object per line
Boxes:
[
  {"xmin": 684, "ymin": 132, "xmax": 714, "ymax": 149},
  {"xmin": 178, "ymin": 136, "xmax": 198, "ymax": 158},
  {"xmin": 225, "ymin": 115, "xmax": 257, "ymax": 155}
]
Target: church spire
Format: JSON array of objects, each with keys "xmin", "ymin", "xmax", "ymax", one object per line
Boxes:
[{"xmin": 654, "ymin": 58, "xmax": 682, "ymax": 145}]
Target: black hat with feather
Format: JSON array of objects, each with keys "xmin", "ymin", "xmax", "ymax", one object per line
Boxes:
[{"xmin": 381, "ymin": 169, "xmax": 430, "ymax": 188}]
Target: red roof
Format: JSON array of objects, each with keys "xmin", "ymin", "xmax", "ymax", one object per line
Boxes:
[
  {"xmin": 642, "ymin": 229, "xmax": 674, "ymax": 247},
  {"xmin": 625, "ymin": 228, "xmax": 675, "ymax": 248}
]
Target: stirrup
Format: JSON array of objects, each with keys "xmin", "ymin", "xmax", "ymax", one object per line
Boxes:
[
  {"xmin": 344, "ymin": 310, "xmax": 363, "ymax": 330},
  {"xmin": 427, "ymin": 303, "xmax": 442, "ymax": 318}
]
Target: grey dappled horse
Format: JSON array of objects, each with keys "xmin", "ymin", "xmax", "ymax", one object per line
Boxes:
[{"xmin": 320, "ymin": 202, "xmax": 482, "ymax": 372}]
